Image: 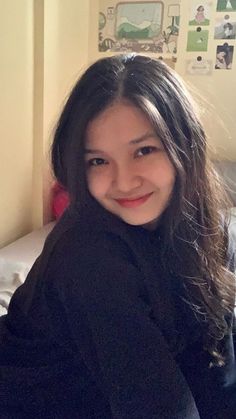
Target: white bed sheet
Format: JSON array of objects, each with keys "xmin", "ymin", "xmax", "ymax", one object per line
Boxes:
[{"xmin": 0, "ymin": 222, "xmax": 55, "ymax": 315}]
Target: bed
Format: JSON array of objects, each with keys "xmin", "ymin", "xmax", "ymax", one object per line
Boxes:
[{"xmin": 0, "ymin": 222, "xmax": 55, "ymax": 315}]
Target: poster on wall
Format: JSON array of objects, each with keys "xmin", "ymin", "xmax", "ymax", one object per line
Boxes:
[
  {"xmin": 187, "ymin": 27, "xmax": 209, "ymax": 51},
  {"xmin": 98, "ymin": 1, "xmax": 180, "ymax": 54},
  {"xmin": 186, "ymin": 56, "xmax": 213, "ymax": 74},
  {"xmin": 215, "ymin": 43, "xmax": 234, "ymax": 68},
  {"xmin": 214, "ymin": 14, "xmax": 236, "ymax": 39},
  {"xmin": 189, "ymin": 2, "xmax": 211, "ymax": 26},
  {"xmin": 216, "ymin": 0, "xmax": 236, "ymax": 11}
]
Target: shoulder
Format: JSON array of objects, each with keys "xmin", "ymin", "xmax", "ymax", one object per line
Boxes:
[
  {"xmin": 37, "ymin": 205, "xmax": 143, "ymax": 303},
  {"xmin": 42, "ymin": 205, "xmax": 135, "ymax": 270}
]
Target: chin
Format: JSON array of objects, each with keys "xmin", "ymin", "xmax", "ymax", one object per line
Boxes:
[{"xmin": 119, "ymin": 214, "xmax": 160, "ymax": 229}]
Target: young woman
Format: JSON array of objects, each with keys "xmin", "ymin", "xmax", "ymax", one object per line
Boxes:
[
  {"xmin": 195, "ymin": 5, "xmax": 206, "ymax": 24},
  {"xmin": 215, "ymin": 44, "xmax": 233, "ymax": 69},
  {"xmin": 0, "ymin": 54, "xmax": 235, "ymax": 418}
]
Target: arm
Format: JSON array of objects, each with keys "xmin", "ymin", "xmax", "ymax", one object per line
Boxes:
[{"xmin": 48, "ymin": 231, "xmax": 200, "ymax": 419}]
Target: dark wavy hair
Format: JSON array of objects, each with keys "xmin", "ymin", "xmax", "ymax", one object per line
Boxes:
[{"xmin": 51, "ymin": 54, "xmax": 235, "ymax": 366}]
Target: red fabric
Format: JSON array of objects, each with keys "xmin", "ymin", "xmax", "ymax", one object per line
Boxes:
[{"xmin": 52, "ymin": 183, "xmax": 70, "ymax": 219}]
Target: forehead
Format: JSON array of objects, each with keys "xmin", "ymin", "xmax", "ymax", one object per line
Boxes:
[{"xmin": 86, "ymin": 101, "xmax": 155, "ymax": 147}]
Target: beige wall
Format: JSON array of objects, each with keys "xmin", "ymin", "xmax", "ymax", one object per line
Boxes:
[
  {"xmin": 0, "ymin": 0, "xmax": 34, "ymax": 247},
  {"xmin": 176, "ymin": 1, "xmax": 236, "ymax": 159},
  {"xmin": 42, "ymin": 0, "xmax": 90, "ymax": 225},
  {"xmin": 1, "ymin": 0, "xmax": 235, "ymax": 247},
  {"xmin": 0, "ymin": 0, "xmax": 90, "ymax": 248},
  {"xmin": 89, "ymin": 0, "xmax": 236, "ymax": 159}
]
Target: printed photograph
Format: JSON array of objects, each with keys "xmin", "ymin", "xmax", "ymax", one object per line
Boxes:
[
  {"xmin": 187, "ymin": 28, "xmax": 209, "ymax": 51},
  {"xmin": 214, "ymin": 14, "xmax": 236, "ymax": 39},
  {"xmin": 186, "ymin": 56, "xmax": 213, "ymax": 75},
  {"xmin": 189, "ymin": 2, "xmax": 211, "ymax": 25},
  {"xmin": 215, "ymin": 43, "xmax": 234, "ymax": 68},
  {"xmin": 216, "ymin": 0, "xmax": 236, "ymax": 11}
]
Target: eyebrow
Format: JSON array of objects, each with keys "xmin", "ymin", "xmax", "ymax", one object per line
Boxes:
[{"xmin": 84, "ymin": 132, "xmax": 158, "ymax": 154}]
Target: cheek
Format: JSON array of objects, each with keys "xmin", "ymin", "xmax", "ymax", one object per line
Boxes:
[
  {"xmin": 144, "ymin": 157, "xmax": 176, "ymax": 188},
  {"xmin": 162, "ymin": 163, "xmax": 176, "ymax": 187},
  {"xmin": 86, "ymin": 170, "xmax": 110, "ymax": 198}
]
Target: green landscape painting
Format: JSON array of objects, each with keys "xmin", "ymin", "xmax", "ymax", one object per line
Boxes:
[
  {"xmin": 217, "ymin": 0, "xmax": 236, "ymax": 11},
  {"xmin": 187, "ymin": 30, "xmax": 209, "ymax": 52},
  {"xmin": 116, "ymin": 2, "xmax": 163, "ymax": 40}
]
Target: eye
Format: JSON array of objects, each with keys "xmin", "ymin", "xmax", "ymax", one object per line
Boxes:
[
  {"xmin": 135, "ymin": 146, "xmax": 158, "ymax": 158},
  {"xmin": 87, "ymin": 158, "xmax": 108, "ymax": 167}
]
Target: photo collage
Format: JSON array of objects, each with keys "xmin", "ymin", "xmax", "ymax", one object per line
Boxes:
[{"xmin": 186, "ymin": 0, "xmax": 236, "ymax": 74}]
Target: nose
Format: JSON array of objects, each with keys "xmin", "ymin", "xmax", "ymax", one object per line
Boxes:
[{"xmin": 112, "ymin": 163, "xmax": 142, "ymax": 194}]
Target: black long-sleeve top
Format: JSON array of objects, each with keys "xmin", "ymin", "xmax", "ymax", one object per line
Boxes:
[{"xmin": 0, "ymin": 201, "xmax": 235, "ymax": 418}]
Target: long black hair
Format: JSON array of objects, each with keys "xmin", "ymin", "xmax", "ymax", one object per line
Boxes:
[{"xmin": 51, "ymin": 54, "xmax": 235, "ymax": 365}]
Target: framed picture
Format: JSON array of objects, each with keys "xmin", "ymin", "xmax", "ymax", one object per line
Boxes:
[
  {"xmin": 98, "ymin": 1, "xmax": 180, "ymax": 54},
  {"xmin": 115, "ymin": 2, "xmax": 163, "ymax": 40}
]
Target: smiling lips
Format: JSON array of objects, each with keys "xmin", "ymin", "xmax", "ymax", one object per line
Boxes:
[{"xmin": 115, "ymin": 192, "xmax": 153, "ymax": 208}]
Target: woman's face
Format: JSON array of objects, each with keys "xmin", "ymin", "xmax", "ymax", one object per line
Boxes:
[
  {"xmin": 224, "ymin": 26, "xmax": 232, "ymax": 36},
  {"xmin": 85, "ymin": 101, "xmax": 176, "ymax": 229},
  {"xmin": 217, "ymin": 51, "xmax": 226, "ymax": 59}
]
